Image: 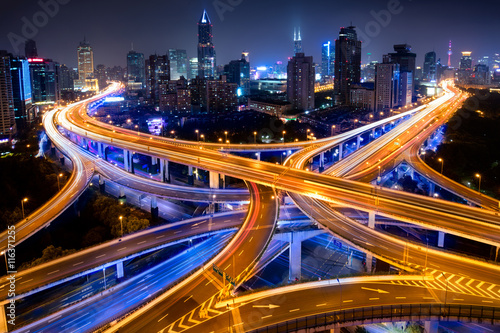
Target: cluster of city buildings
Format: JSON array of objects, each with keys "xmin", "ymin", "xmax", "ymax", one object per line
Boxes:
[{"xmin": 1, "ymin": 9, "xmax": 500, "ymax": 145}]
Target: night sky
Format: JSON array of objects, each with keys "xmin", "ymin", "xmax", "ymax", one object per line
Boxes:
[{"xmin": 1, "ymin": 0, "xmax": 499, "ymax": 69}]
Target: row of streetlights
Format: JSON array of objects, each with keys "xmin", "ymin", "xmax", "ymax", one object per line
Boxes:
[{"xmin": 18, "ymin": 173, "xmax": 65, "ymax": 220}]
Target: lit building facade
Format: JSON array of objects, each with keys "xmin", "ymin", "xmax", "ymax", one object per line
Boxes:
[
  {"xmin": 375, "ymin": 63, "xmax": 400, "ymax": 112},
  {"xmin": 334, "ymin": 26, "xmax": 361, "ymax": 105},
  {"xmin": 287, "ymin": 53, "xmax": 315, "ymax": 111},
  {"xmin": 197, "ymin": 10, "xmax": 216, "ymax": 78},
  {"xmin": 0, "ymin": 52, "xmax": 15, "ymax": 143}
]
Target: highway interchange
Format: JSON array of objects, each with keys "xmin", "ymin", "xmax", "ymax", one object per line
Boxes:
[{"xmin": 6, "ymin": 81, "xmax": 500, "ymax": 332}]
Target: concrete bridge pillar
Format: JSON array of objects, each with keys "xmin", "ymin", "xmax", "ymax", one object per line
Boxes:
[
  {"xmin": 338, "ymin": 144, "xmax": 343, "ymax": 161},
  {"xmin": 319, "ymin": 152, "xmax": 325, "ymax": 172},
  {"xmin": 97, "ymin": 142, "xmax": 103, "ymax": 158},
  {"xmin": 371, "ymin": 128, "xmax": 375, "ymax": 140},
  {"xmin": 365, "ymin": 253, "xmax": 373, "ymax": 273},
  {"xmin": 159, "ymin": 159, "xmax": 170, "ymax": 183},
  {"xmin": 209, "ymin": 171, "xmax": 222, "ymax": 189},
  {"xmin": 150, "ymin": 196, "xmax": 159, "ymax": 221},
  {"xmin": 188, "ymin": 166, "xmax": 194, "ymax": 185},
  {"xmin": 116, "ymin": 261, "xmax": 124, "ymax": 279},
  {"xmin": 255, "ymin": 152, "xmax": 261, "ymax": 161},
  {"xmin": 357, "ymin": 135, "xmax": 362, "ymax": 148},
  {"xmin": 118, "ymin": 186, "xmax": 126, "ymax": 204},
  {"xmin": 429, "ymin": 183, "xmax": 435, "ymax": 197},
  {"xmin": 424, "ymin": 321, "xmax": 439, "ymax": 333},
  {"xmin": 368, "ymin": 211, "xmax": 376, "ymax": 229},
  {"xmin": 288, "ymin": 230, "xmax": 326, "ymax": 281},
  {"xmin": 438, "ymin": 231, "xmax": 445, "ymax": 248},
  {"xmin": 123, "ymin": 149, "xmax": 129, "ymax": 172}
]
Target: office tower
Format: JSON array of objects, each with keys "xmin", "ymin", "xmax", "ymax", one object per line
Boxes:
[
  {"xmin": 25, "ymin": 39, "xmax": 38, "ymax": 58},
  {"xmin": 423, "ymin": 51, "xmax": 437, "ymax": 82},
  {"xmin": 74, "ymin": 38, "xmax": 96, "ymax": 90},
  {"xmin": 447, "ymin": 40, "xmax": 452, "ymax": 67},
  {"xmin": 287, "ymin": 53, "xmax": 315, "ymax": 111},
  {"xmin": 94, "ymin": 64, "xmax": 107, "ymax": 91},
  {"xmin": 29, "ymin": 58, "xmax": 60, "ymax": 104},
  {"xmin": 10, "ymin": 55, "xmax": 34, "ymax": 128},
  {"xmin": 242, "ymin": 51, "xmax": 249, "ymax": 63},
  {"xmin": 375, "ymin": 63, "xmax": 400, "ymax": 112},
  {"xmin": 189, "ymin": 76, "xmax": 237, "ymax": 113},
  {"xmin": 169, "ymin": 49, "xmax": 188, "ymax": 81},
  {"xmin": 127, "ymin": 50, "xmax": 145, "ymax": 90},
  {"xmin": 334, "ymin": 26, "xmax": 362, "ymax": 104},
  {"xmin": 189, "ymin": 57, "xmax": 198, "ymax": 80},
  {"xmin": 223, "ymin": 53, "xmax": 250, "ymax": 96},
  {"xmin": 460, "ymin": 51, "xmax": 472, "ymax": 70},
  {"xmin": 384, "ymin": 44, "xmax": 416, "ymax": 101},
  {"xmin": 59, "ymin": 65, "xmax": 74, "ymax": 90},
  {"xmin": 399, "ymin": 71, "xmax": 412, "ymax": 107},
  {"xmin": 145, "ymin": 54, "xmax": 170, "ymax": 105},
  {"xmin": 197, "ymin": 10, "xmax": 216, "ymax": 78},
  {"xmin": 0, "ymin": 51, "xmax": 16, "ymax": 143},
  {"xmin": 294, "ymin": 28, "xmax": 303, "ymax": 55},
  {"xmin": 321, "ymin": 41, "xmax": 335, "ymax": 78},
  {"xmin": 361, "ymin": 61, "xmax": 378, "ymax": 82},
  {"xmin": 473, "ymin": 64, "xmax": 491, "ymax": 85}
]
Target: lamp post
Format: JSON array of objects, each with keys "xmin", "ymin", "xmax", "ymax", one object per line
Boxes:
[
  {"xmin": 331, "ymin": 125, "xmax": 336, "ymax": 136},
  {"xmin": 224, "ymin": 131, "xmax": 228, "ymax": 142},
  {"xmin": 119, "ymin": 216, "xmax": 123, "ymax": 238},
  {"xmin": 307, "ymin": 129, "xmax": 310, "ymax": 141},
  {"xmin": 201, "ymin": 134, "xmax": 205, "ymax": 142},
  {"xmin": 195, "ymin": 129, "xmax": 199, "ymax": 142},
  {"xmin": 57, "ymin": 173, "xmax": 63, "ymax": 191},
  {"xmin": 21, "ymin": 198, "xmax": 28, "ymax": 219},
  {"xmin": 475, "ymin": 173, "xmax": 481, "ymax": 193},
  {"xmin": 282, "ymin": 130, "xmax": 286, "ymax": 144},
  {"xmin": 253, "ymin": 131, "xmax": 257, "ymax": 144},
  {"xmin": 438, "ymin": 158, "xmax": 444, "ymax": 175}
]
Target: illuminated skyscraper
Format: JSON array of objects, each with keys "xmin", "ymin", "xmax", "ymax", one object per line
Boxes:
[
  {"xmin": 169, "ymin": 49, "xmax": 188, "ymax": 81},
  {"xmin": 375, "ymin": 62, "xmax": 400, "ymax": 112},
  {"xmin": 75, "ymin": 38, "xmax": 95, "ymax": 90},
  {"xmin": 145, "ymin": 54, "xmax": 170, "ymax": 105},
  {"xmin": 460, "ymin": 52, "xmax": 473, "ymax": 70},
  {"xmin": 423, "ymin": 51, "xmax": 437, "ymax": 82},
  {"xmin": 321, "ymin": 41, "xmax": 335, "ymax": 78},
  {"xmin": 294, "ymin": 28, "xmax": 303, "ymax": 55},
  {"xmin": 197, "ymin": 10, "xmax": 216, "ymax": 78},
  {"xmin": 127, "ymin": 50, "xmax": 145, "ymax": 90},
  {"xmin": 334, "ymin": 26, "xmax": 361, "ymax": 104},
  {"xmin": 0, "ymin": 51, "xmax": 15, "ymax": 143},
  {"xmin": 10, "ymin": 56, "xmax": 34, "ymax": 128},
  {"xmin": 287, "ymin": 53, "xmax": 315, "ymax": 111}
]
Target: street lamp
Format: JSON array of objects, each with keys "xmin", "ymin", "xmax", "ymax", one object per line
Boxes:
[
  {"xmin": 57, "ymin": 173, "xmax": 63, "ymax": 191},
  {"xmin": 438, "ymin": 158, "xmax": 444, "ymax": 174},
  {"xmin": 475, "ymin": 173, "xmax": 481, "ymax": 193},
  {"xmin": 282, "ymin": 130, "xmax": 286, "ymax": 144},
  {"xmin": 200, "ymin": 134, "xmax": 205, "ymax": 142},
  {"xmin": 119, "ymin": 216, "xmax": 123, "ymax": 237},
  {"xmin": 21, "ymin": 198, "xmax": 28, "ymax": 219},
  {"xmin": 253, "ymin": 131, "xmax": 257, "ymax": 144},
  {"xmin": 224, "ymin": 131, "xmax": 228, "ymax": 142},
  {"xmin": 307, "ymin": 129, "xmax": 310, "ymax": 141},
  {"xmin": 331, "ymin": 125, "xmax": 336, "ymax": 136},
  {"xmin": 195, "ymin": 129, "xmax": 199, "ymax": 142}
]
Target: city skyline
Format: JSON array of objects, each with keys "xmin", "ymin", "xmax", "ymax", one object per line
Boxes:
[{"xmin": 1, "ymin": 0, "xmax": 499, "ymax": 69}]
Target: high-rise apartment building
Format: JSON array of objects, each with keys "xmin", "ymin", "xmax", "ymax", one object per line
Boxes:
[
  {"xmin": 29, "ymin": 58, "xmax": 60, "ymax": 105},
  {"xmin": 145, "ymin": 54, "xmax": 170, "ymax": 105},
  {"xmin": 375, "ymin": 63, "xmax": 400, "ymax": 112},
  {"xmin": 169, "ymin": 49, "xmax": 188, "ymax": 81},
  {"xmin": 75, "ymin": 38, "xmax": 96, "ymax": 90},
  {"xmin": 0, "ymin": 51, "xmax": 15, "ymax": 143},
  {"xmin": 224, "ymin": 53, "xmax": 250, "ymax": 96}
]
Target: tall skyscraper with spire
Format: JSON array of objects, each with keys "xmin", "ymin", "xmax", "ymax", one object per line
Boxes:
[
  {"xmin": 197, "ymin": 10, "xmax": 216, "ymax": 79},
  {"xmin": 294, "ymin": 28, "xmax": 303, "ymax": 55},
  {"xmin": 447, "ymin": 40, "xmax": 452, "ymax": 67}
]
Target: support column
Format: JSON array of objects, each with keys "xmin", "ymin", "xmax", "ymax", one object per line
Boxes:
[
  {"xmin": 59, "ymin": 155, "xmax": 65, "ymax": 166},
  {"xmin": 356, "ymin": 135, "xmax": 362, "ymax": 148},
  {"xmin": 365, "ymin": 253, "xmax": 373, "ymax": 273},
  {"xmin": 150, "ymin": 196, "xmax": 159, "ymax": 222},
  {"xmin": 99, "ymin": 175, "xmax": 105, "ymax": 193},
  {"xmin": 97, "ymin": 142, "xmax": 103, "ymax": 158},
  {"xmin": 209, "ymin": 171, "xmax": 220, "ymax": 189},
  {"xmin": 103, "ymin": 144, "xmax": 108, "ymax": 161},
  {"xmin": 424, "ymin": 321, "xmax": 439, "ymax": 333},
  {"xmin": 289, "ymin": 233, "xmax": 302, "ymax": 281},
  {"xmin": 123, "ymin": 149, "xmax": 129, "ymax": 172},
  {"xmin": 50, "ymin": 142, "xmax": 56, "ymax": 156},
  {"xmin": 255, "ymin": 152, "xmax": 261, "ymax": 161},
  {"xmin": 319, "ymin": 152, "xmax": 325, "ymax": 172},
  {"xmin": 438, "ymin": 231, "xmax": 445, "ymax": 248},
  {"xmin": 338, "ymin": 144, "xmax": 343, "ymax": 161},
  {"xmin": 118, "ymin": 186, "xmax": 126, "ymax": 204},
  {"xmin": 187, "ymin": 166, "xmax": 194, "ymax": 185},
  {"xmin": 429, "ymin": 183, "xmax": 435, "ymax": 197},
  {"xmin": 371, "ymin": 128, "xmax": 375, "ymax": 140},
  {"xmin": 116, "ymin": 261, "xmax": 124, "ymax": 279},
  {"xmin": 368, "ymin": 211, "xmax": 375, "ymax": 229},
  {"xmin": 159, "ymin": 159, "xmax": 170, "ymax": 183}
]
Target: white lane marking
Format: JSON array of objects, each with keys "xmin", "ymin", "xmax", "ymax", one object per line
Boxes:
[
  {"xmin": 117, "ymin": 247, "xmax": 127, "ymax": 251},
  {"xmin": 137, "ymin": 241, "xmax": 146, "ymax": 245},
  {"xmin": 47, "ymin": 270, "xmax": 60, "ymax": 275},
  {"xmin": 73, "ymin": 261, "xmax": 84, "ymax": 266},
  {"xmin": 95, "ymin": 254, "xmax": 106, "ymax": 259},
  {"xmin": 20, "ymin": 279, "xmax": 33, "ymax": 285}
]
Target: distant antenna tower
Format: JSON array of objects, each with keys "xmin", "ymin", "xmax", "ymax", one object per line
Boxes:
[{"xmin": 447, "ymin": 40, "xmax": 452, "ymax": 67}]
